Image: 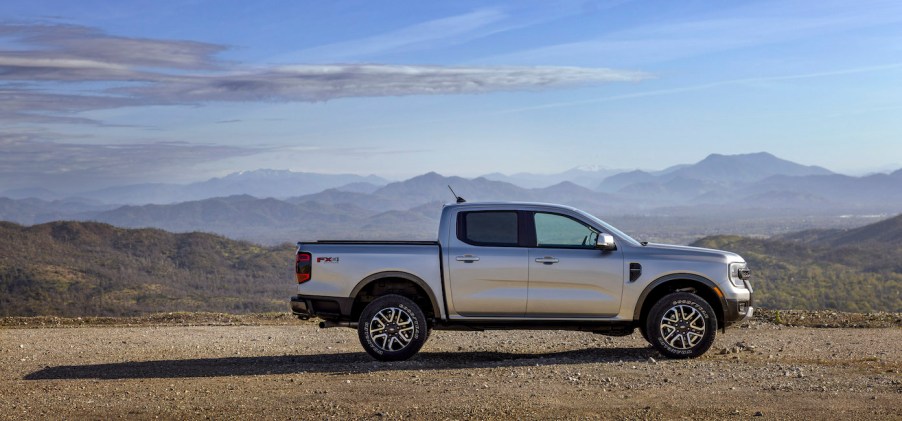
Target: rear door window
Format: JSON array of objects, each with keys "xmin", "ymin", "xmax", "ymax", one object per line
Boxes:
[{"xmin": 460, "ymin": 211, "xmax": 519, "ymax": 246}]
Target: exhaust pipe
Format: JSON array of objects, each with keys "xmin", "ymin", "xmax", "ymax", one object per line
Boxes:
[{"xmin": 319, "ymin": 320, "xmax": 358, "ymax": 329}]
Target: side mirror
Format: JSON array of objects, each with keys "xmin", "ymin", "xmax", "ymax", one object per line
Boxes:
[{"xmin": 596, "ymin": 233, "xmax": 616, "ymax": 251}]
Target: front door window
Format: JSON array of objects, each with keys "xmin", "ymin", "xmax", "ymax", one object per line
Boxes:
[{"xmin": 534, "ymin": 212, "xmax": 599, "ymax": 248}]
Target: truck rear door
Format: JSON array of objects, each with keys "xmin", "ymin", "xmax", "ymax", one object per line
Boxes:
[{"xmin": 446, "ymin": 210, "xmax": 528, "ymax": 317}]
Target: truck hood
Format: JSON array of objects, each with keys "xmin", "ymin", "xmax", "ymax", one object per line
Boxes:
[{"xmin": 640, "ymin": 243, "xmax": 744, "ymax": 263}]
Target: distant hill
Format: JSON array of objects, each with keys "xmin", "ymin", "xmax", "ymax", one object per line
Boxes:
[
  {"xmin": 0, "ymin": 221, "xmax": 294, "ymax": 317},
  {"xmin": 592, "ymin": 153, "xmax": 902, "ymax": 212},
  {"xmin": 744, "ymin": 171, "xmax": 902, "ymax": 208},
  {"xmin": 776, "ymin": 214, "xmax": 902, "ymax": 247},
  {"xmin": 692, "ymin": 214, "xmax": 902, "ymax": 312},
  {"xmin": 597, "ymin": 152, "xmax": 834, "ymax": 197},
  {"xmin": 77, "ymin": 170, "xmax": 389, "ymax": 205},
  {"xmin": 596, "ymin": 170, "xmax": 657, "ymax": 193},
  {"xmin": 0, "ymin": 187, "xmax": 62, "ymax": 201},
  {"xmin": 669, "ymin": 152, "xmax": 832, "ymax": 183},
  {"xmin": 90, "ymin": 195, "xmax": 381, "ymax": 244},
  {"xmin": 333, "ymin": 181, "xmax": 383, "ymax": 194},
  {"xmin": 299, "ymin": 172, "xmax": 627, "ymax": 213},
  {"xmin": 482, "ymin": 165, "xmax": 624, "ymax": 189},
  {"xmin": 0, "ymin": 197, "xmax": 115, "ymax": 225}
]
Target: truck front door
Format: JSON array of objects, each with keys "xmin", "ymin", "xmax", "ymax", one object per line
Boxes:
[{"xmin": 526, "ymin": 212, "xmax": 624, "ymax": 317}]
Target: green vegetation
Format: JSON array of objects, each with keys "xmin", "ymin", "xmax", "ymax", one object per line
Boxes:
[
  {"xmin": 0, "ymin": 221, "xmax": 294, "ymax": 317},
  {"xmin": 692, "ymin": 215, "xmax": 902, "ymax": 312}
]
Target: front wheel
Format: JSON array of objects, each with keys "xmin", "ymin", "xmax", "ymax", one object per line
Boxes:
[
  {"xmin": 645, "ymin": 292, "xmax": 717, "ymax": 358},
  {"xmin": 358, "ymin": 294, "xmax": 428, "ymax": 361}
]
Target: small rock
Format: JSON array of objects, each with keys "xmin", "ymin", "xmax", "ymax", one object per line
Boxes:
[
  {"xmin": 755, "ymin": 411, "xmax": 764, "ymax": 416},
  {"xmin": 647, "ymin": 357, "xmax": 657, "ymax": 364}
]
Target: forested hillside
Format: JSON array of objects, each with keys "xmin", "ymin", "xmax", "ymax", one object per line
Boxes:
[
  {"xmin": 0, "ymin": 221, "xmax": 294, "ymax": 317},
  {"xmin": 692, "ymin": 214, "xmax": 902, "ymax": 312}
]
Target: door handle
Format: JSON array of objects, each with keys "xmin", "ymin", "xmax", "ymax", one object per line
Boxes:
[
  {"xmin": 535, "ymin": 257, "xmax": 559, "ymax": 264},
  {"xmin": 456, "ymin": 255, "xmax": 480, "ymax": 263}
]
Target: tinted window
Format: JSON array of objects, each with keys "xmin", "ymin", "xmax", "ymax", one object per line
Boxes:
[
  {"xmin": 463, "ymin": 212, "xmax": 518, "ymax": 246},
  {"xmin": 534, "ymin": 213, "xmax": 598, "ymax": 248}
]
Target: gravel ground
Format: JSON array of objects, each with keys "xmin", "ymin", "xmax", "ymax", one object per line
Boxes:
[{"xmin": 1, "ymin": 315, "xmax": 900, "ymax": 420}]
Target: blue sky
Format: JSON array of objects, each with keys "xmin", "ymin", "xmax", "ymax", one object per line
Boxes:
[{"xmin": 1, "ymin": 0, "xmax": 901, "ymax": 190}]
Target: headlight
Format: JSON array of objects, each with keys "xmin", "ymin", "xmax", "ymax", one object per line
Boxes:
[{"xmin": 729, "ymin": 262, "xmax": 751, "ymax": 288}]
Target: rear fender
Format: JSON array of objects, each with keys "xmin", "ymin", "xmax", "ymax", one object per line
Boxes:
[{"xmin": 350, "ymin": 271, "xmax": 442, "ymax": 319}]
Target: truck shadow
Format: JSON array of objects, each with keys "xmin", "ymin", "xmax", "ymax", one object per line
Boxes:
[{"xmin": 25, "ymin": 347, "xmax": 658, "ymax": 380}]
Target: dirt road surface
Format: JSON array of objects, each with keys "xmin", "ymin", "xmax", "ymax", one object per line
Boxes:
[{"xmin": 1, "ymin": 316, "xmax": 900, "ymax": 420}]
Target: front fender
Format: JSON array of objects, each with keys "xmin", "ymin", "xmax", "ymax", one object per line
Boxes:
[{"xmin": 632, "ymin": 273, "xmax": 727, "ymax": 329}]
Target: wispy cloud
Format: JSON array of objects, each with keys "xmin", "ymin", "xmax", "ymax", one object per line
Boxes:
[
  {"xmin": 0, "ymin": 23, "xmax": 225, "ymax": 73},
  {"xmin": 494, "ymin": 62, "xmax": 902, "ymax": 114},
  {"xmin": 284, "ymin": 2, "xmax": 630, "ymax": 63},
  {"xmin": 291, "ymin": 9, "xmax": 509, "ymax": 61},
  {"xmin": 490, "ymin": 0, "xmax": 902, "ymax": 65},
  {"xmin": 122, "ymin": 64, "xmax": 650, "ymax": 103},
  {"xmin": 0, "ymin": 86, "xmax": 139, "ymax": 125},
  {"xmin": 0, "ymin": 22, "xmax": 648, "ymax": 124}
]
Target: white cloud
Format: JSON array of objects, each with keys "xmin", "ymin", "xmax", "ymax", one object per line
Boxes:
[{"xmin": 124, "ymin": 64, "xmax": 650, "ymax": 102}]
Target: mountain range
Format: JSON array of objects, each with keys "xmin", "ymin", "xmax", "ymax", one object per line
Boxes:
[
  {"xmin": 481, "ymin": 165, "xmax": 626, "ymax": 189},
  {"xmin": 2, "ymin": 152, "xmax": 901, "ymax": 245}
]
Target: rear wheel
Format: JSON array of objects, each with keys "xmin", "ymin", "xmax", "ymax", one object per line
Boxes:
[
  {"xmin": 358, "ymin": 294, "xmax": 428, "ymax": 361},
  {"xmin": 645, "ymin": 292, "xmax": 717, "ymax": 358}
]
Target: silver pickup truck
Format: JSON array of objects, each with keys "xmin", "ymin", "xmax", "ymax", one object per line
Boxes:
[{"xmin": 291, "ymin": 202, "xmax": 753, "ymax": 361}]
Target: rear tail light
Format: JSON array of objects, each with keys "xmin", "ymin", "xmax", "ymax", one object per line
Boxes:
[{"xmin": 296, "ymin": 252, "xmax": 311, "ymax": 283}]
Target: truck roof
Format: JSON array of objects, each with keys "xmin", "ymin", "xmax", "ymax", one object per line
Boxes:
[{"xmin": 441, "ymin": 201, "xmax": 585, "ymax": 213}]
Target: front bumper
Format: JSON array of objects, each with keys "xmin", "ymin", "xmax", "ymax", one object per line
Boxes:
[{"xmin": 724, "ymin": 298, "xmax": 754, "ymax": 326}]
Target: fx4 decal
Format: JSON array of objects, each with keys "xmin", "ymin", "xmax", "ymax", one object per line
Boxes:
[{"xmin": 316, "ymin": 257, "xmax": 340, "ymax": 263}]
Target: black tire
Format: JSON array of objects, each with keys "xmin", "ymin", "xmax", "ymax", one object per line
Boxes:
[
  {"xmin": 645, "ymin": 292, "xmax": 717, "ymax": 359},
  {"xmin": 357, "ymin": 294, "xmax": 428, "ymax": 361}
]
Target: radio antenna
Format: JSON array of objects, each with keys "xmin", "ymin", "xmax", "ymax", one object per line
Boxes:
[{"xmin": 447, "ymin": 185, "xmax": 466, "ymax": 203}]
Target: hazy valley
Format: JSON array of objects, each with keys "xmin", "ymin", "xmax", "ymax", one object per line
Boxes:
[{"xmin": 2, "ymin": 152, "xmax": 901, "ymax": 316}]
